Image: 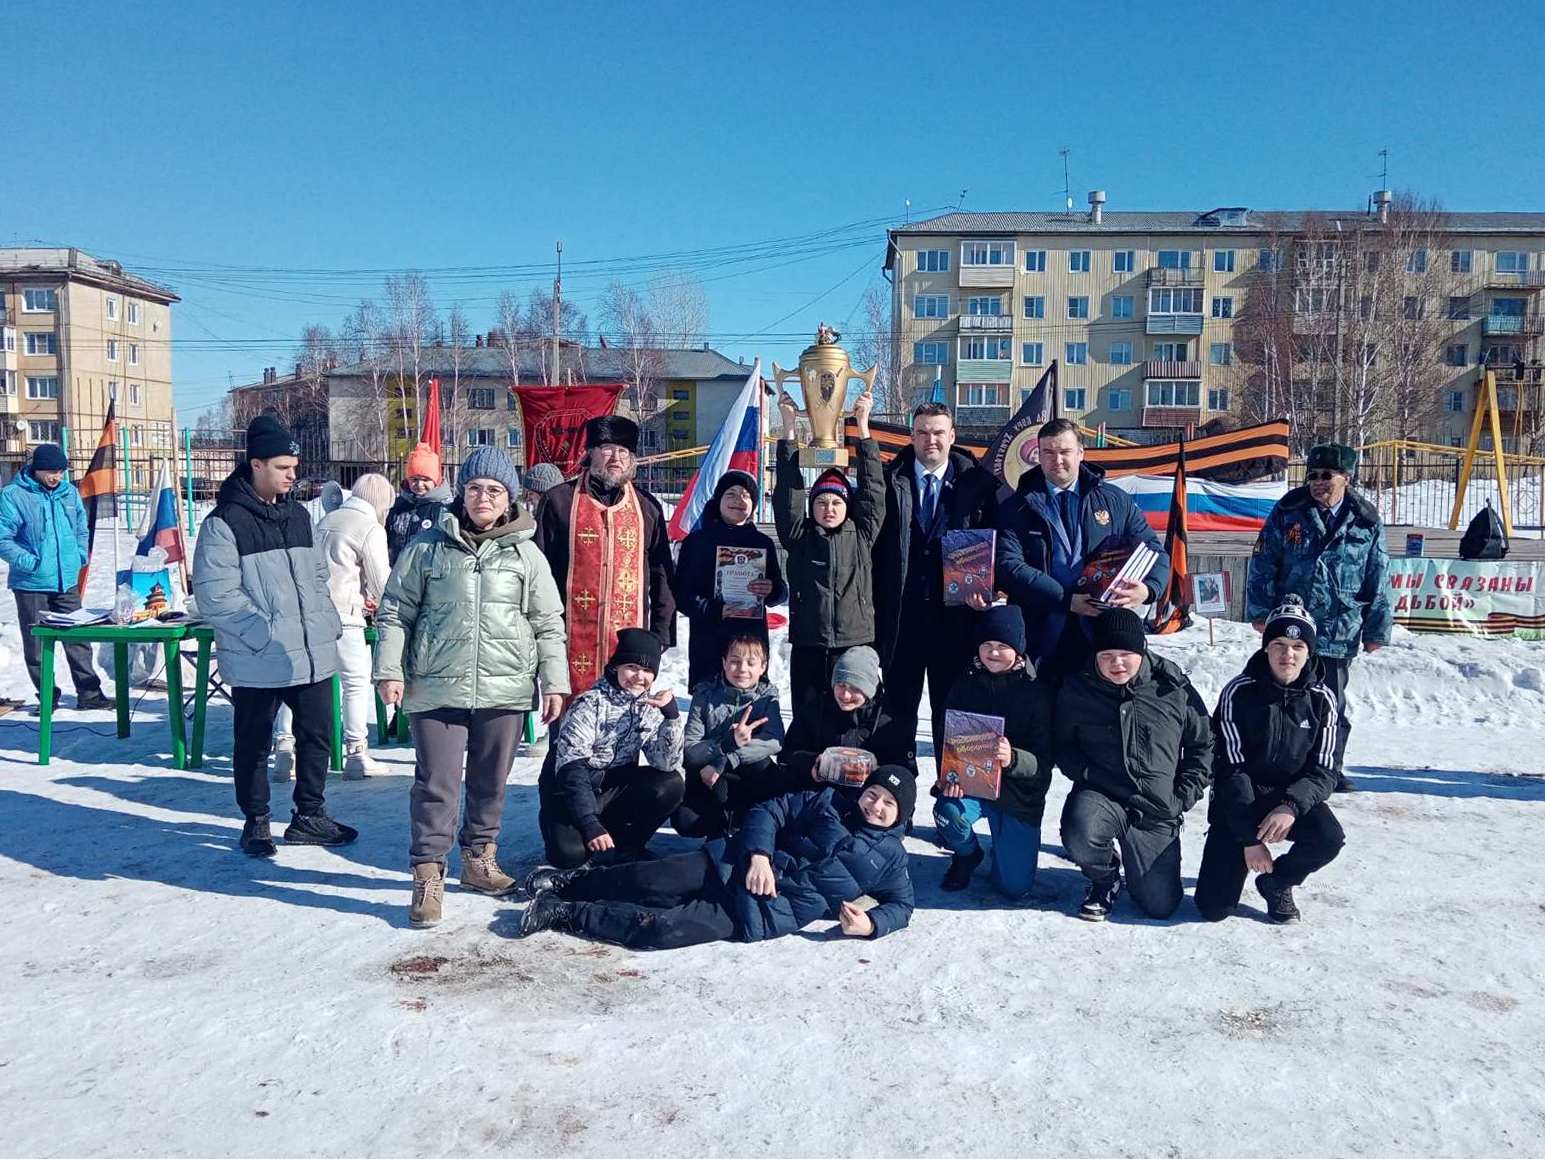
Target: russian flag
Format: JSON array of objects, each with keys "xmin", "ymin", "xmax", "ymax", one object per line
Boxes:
[
  {"xmin": 137, "ymin": 461, "xmax": 188, "ymax": 564},
  {"xmin": 668, "ymin": 359, "xmax": 762, "ymax": 541},
  {"xmin": 1109, "ymin": 474, "xmax": 1286, "ymax": 534}
]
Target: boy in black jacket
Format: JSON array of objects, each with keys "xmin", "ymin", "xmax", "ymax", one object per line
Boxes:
[
  {"xmin": 932, "ymin": 605, "xmax": 1055, "ymax": 896},
  {"xmin": 780, "ymin": 645, "xmax": 916, "ymax": 793},
  {"xmin": 1196, "ymin": 596, "xmax": 1345, "ymax": 924}
]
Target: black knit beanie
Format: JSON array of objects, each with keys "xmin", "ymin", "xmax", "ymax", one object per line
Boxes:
[
  {"xmin": 606, "ymin": 628, "xmax": 663, "ymax": 676},
  {"xmin": 1263, "ymin": 594, "xmax": 1318, "ymax": 653},
  {"xmin": 863, "ymin": 764, "xmax": 916, "ymax": 826},
  {"xmin": 246, "ymin": 414, "xmax": 300, "ymax": 461},
  {"xmin": 1091, "ymin": 608, "xmax": 1148, "ymax": 655}
]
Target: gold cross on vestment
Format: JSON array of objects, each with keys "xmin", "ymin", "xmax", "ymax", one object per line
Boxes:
[
  {"xmin": 573, "ymin": 590, "xmax": 597, "ymax": 612},
  {"xmin": 574, "ymin": 654, "xmax": 594, "ymax": 674},
  {"xmin": 617, "ymin": 527, "xmax": 639, "ymax": 552},
  {"xmin": 577, "ymin": 528, "xmax": 600, "ymax": 547}
]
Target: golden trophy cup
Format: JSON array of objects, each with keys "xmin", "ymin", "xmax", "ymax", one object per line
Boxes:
[{"xmin": 773, "ymin": 322, "xmax": 878, "ymax": 468}]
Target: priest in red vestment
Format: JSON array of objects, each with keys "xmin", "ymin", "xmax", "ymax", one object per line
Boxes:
[{"xmin": 536, "ymin": 415, "xmax": 677, "ymax": 695}]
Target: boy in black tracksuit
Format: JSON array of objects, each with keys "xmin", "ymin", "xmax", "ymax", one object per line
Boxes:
[
  {"xmin": 780, "ymin": 645, "xmax": 916, "ymax": 794},
  {"xmin": 1196, "ymin": 596, "xmax": 1345, "ymax": 924}
]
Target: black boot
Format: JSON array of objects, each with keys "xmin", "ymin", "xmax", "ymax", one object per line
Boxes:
[
  {"xmin": 519, "ymin": 890, "xmax": 575, "ymax": 937},
  {"xmin": 1078, "ymin": 877, "xmax": 1122, "ymax": 922},
  {"xmin": 940, "ymin": 845, "xmax": 984, "ymax": 892},
  {"xmin": 240, "ymin": 815, "xmax": 276, "ymax": 858},
  {"xmin": 76, "ymin": 689, "xmax": 113, "ymax": 711},
  {"xmin": 284, "ymin": 809, "xmax": 359, "ymax": 846},
  {"xmin": 522, "ymin": 863, "xmax": 588, "ymax": 898},
  {"xmin": 1255, "ymin": 873, "xmax": 1302, "ymax": 924},
  {"xmin": 1334, "ymin": 774, "xmax": 1356, "ymax": 793}
]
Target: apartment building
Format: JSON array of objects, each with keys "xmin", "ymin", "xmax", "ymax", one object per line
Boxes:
[
  {"xmin": 0, "ymin": 248, "xmax": 179, "ymax": 482},
  {"xmin": 886, "ymin": 197, "xmax": 1545, "ymax": 447}
]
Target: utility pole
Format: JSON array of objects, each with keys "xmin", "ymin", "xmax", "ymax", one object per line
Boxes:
[{"xmin": 550, "ymin": 240, "xmax": 563, "ymax": 387}]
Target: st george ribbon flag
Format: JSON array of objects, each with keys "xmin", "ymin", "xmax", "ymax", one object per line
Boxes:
[
  {"xmin": 667, "ymin": 359, "xmax": 762, "ymax": 541},
  {"xmin": 76, "ymin": 402, "xmax": 119, "ymax": 591}
]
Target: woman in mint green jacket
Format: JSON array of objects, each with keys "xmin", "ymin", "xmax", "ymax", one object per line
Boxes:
[{"xmin": 375, "ymin": 447, "xmax": 568, "ymax": 927}]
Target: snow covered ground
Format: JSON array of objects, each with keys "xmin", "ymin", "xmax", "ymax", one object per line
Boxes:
[{"xmin": 3, "ymin": 548, "xmax": 1545, "ymax": 1157}]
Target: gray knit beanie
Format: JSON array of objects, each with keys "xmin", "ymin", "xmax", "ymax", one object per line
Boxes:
[
  {"xmin": 523, "ymin": 462, "xmax": 566, "ymax": 494},
  {"xmin": 832, "ymin": 645, "xmax": 881, "ymax": 700},
  {"xmin": 457, "ymin": 447, "xmax": 522, "ymax": 500}
]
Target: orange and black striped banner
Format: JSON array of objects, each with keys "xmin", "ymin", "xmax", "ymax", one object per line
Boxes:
[
  {"xmin": 1149, "ymin": 441, "xmax": 1191, "ymax": 634},
  {"xmin": 76, "ymin": 402, "xmax": 118, "ymax": 592}
]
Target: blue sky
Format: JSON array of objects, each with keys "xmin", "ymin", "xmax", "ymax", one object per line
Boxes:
[{"xmin": 6, "ymin": 0, "xmax": 1543, "ymax": 423}]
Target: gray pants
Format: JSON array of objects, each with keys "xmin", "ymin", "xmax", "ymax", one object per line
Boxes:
[
  {"xmin": 409, "ymin": 707, "xmax": 526, "ymax": 866},
  {"xmin": 14, "ymin": 589, "xmax": 103, "ymax": 697},
  {"xmin": 1060, "ymin": 788, "xmax": 1184, "ymax": 919}
]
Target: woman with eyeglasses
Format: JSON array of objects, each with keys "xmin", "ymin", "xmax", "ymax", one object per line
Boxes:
[{"xmin": 375, "ymin": 446, "xmax": 570, "ymax": 928}]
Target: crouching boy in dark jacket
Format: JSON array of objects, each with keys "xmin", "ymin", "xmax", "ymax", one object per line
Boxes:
[
  {"xmin": 1196, "ymin": 596, "xmax": 1345, "ymax": 924},
  {"xmin": 1055, "ymin": 609, "xmax": 1213, "ymax": 921},
  {"xmin": 780, "ymin": 645, "xmax": 916, "ymax": 794},
  {"xmin": 520, "ymin": 766, "xmax": 917, "ymax": 950},
  {"xmin": 932, "ymin": 605, "xmax": 1055, "ymax": 897}
]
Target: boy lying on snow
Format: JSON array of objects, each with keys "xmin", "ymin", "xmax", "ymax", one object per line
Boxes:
[{"xmin": 518, "ymin": 766, "xmax": 917, "ymax": 951}]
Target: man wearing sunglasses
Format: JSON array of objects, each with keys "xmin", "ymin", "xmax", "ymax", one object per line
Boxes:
[{"xmin": 1246, "ymin": 443, "xmax": 1391, "ymax": 792}]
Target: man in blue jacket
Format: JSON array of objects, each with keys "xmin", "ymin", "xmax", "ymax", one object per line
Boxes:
[
  {"xmin": 0, "ymin": 444, "xmax": 110, "ymax": 712},
  {"xmin": 1246, "ymin": 442, "xmax": 1392, "ymax": 792},
  {"xmin": 996, "ymin": 420, "xmax": 1169, "ymax": 676}
]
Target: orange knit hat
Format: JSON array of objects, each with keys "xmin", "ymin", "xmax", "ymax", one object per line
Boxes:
[{"xmin": 405, "ymin": 443, "xmax": 441, "ymax": 484}]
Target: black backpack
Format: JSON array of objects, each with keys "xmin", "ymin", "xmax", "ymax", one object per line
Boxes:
[{"xmin": 1459, "ymin": 502, "xmax": 1509, "ymax": 561}]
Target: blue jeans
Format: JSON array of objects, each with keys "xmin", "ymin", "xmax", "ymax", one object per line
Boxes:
[{"xmin": 933, "ymin": 796, "xmax": 1040, "ymax": 899}]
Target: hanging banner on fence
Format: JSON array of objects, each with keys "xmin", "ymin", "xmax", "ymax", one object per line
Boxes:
[
  {"xmin": 512, "ymin": 383, "xmax": 627, "ymax": 477},
  {"xmin": 1388, "ymin": 557, "xmax": 1545, "ymax": 638}
]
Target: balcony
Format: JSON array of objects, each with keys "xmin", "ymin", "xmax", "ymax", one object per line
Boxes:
[
  {"xmin": 954, "ymin": 404, "xmax": 1012, "ymax": 431},
  {"xmin": 959, "ymin": 313, "xmax": 1012, "ymax": 332},
  {"xmin": 958, "ymin": 262, "xmax": 1016, "ymax": 289},
  {"xmin": 1145, "ymin": 267, "xmax": 1204, "ymax": 287},
  {"xmin": 1482, "ymin": 270, "xmax": 1545, "ymax": 291},
  {"xmin": 1145, "ymin": 313, "xmax": 1204, "ymax": 336},
  {"xmin": 1482, "ymin": 314, "xmax": 1545, "ymax": 337},
  {"xmin": 1142, "ymin": 405, "xmax": 1202, "ymax": 430},
  {"xmin": 956, "ymin": 358, "xmax": 1013, "ymax": 383},
  {"xmin": 1145, "ymin": 359, "xmax": 1202, "ymax": 380}
]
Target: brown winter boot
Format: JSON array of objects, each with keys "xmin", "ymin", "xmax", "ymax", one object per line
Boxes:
[
  {"xmin": 459, "ymin": 842, "xmax": 519, "ymax": 897},
  {"xmin": 409, "ymin": 862, "xmax": 444, "ymax": 928}
]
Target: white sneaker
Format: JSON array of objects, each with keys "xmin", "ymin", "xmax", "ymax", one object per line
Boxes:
[
  {"xmin": 343, "ymin": 744, "xmax": 384, "ymax": 781},
  {"xmin": 270, "ymin": 739, "xmax": 296, "ymax": 783}
]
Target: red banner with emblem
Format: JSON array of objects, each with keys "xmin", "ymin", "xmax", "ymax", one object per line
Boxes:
[{"xmin": 513, "ymin": 384, "xmax": 626, "ymax": 476}]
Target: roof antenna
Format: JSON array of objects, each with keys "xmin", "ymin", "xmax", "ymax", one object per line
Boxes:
[
  {"xmin": 957, "ymin": 188, "xmax": 968, "ymax": 210},
  {"xmin": 904, "ymin": 198, "xmax": 911, "ymax": 223},
  {"xmin": 1378, "ymin": 147, "xmax": 1390, "ymax": 190},
  {"xmin": 1060, "ymin": 147, "xmax": 1073, "ymax": 212}
]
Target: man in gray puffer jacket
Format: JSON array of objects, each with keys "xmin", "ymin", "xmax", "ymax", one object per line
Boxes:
[{"xmin": 192, "ymin": 415, "xmax": 352, "ymax": 857}]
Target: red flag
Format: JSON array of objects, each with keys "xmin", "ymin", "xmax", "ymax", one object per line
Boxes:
[
  {"xmin": 76, "ymin": 402, "xmax": 119, "ymax": 592},
  {"xmin": 421, "ymin": 377, "xmax": 442, "ymax": 454},
  {"xmin": 513, "ymin": 384, "xmax": 626, "ymax": 476},
  {"xmin": 1149, "ymin": 441, "xmax": 1191, "ymax": 635}
]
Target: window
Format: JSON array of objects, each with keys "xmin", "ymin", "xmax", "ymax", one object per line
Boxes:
[
  {"xmin": 1109, "ymin": 341, "xmax": 1132, "ymax": 365},
  {"xmin": 914, "ymin": 341, "xmax": 949, "ymax": 365},
  {"xmin": 24, "ymin": 332, "xmax": 57, "ymax": 355},
  {"xmin": 1145, "ymin": 380, "xmax": 1201, "ymax": 406},
  {"xmin": 1148, "ymin": 287, "xmax": 1203, "ymax": 314},
  {"xmin": 1111, "ymin": 295, "xmax": 1134, "ymax": 319},
  {"xmin": 127, "ymin": 301, "xmax": 140, "ymax": 325},
  {"xmin": 1364, "ymin": 252, "xmax": 1380, "ymax": 273},
  {"xmin": 913, "ymin": 294, "xmax": 950, "ymax": 319},
  {"xmin": 1065, "ymin": 342, "xmax": 1088, "ymax": 365},
  {"xmin": 1211, "ymin": 296, "xmax": 1233, "ymax": 319},
  {"xmin": 959, "ymin": 336, "xmax": 1011, "ymax": 360},
  {"xmin": 106, "ymin": 338, "xmax": 119, "ymax": 361},
  {"xmin": 1258, "ymin": 249, "xmax": 1280, "ymax": 272},
  {"xmin": 1067, "ymin": 296, "xmax": 1089, "ymax": 319},
  {"xmin": 467, "ymin": 428, "xmax": 495, "ymax": 447},
  {"xmin": 1213, "ymin": 250, "xmax": 1236, "ymax": 273},
  {"xmin": 1407, "ymin": 248, "xmax": 1427, "ymax": 273},
  {"xmin": 1109, "ymin": 388, "xmax": 1131, "ymax": 411},
  {"xmin": 956, "ymin": 382, "xmax": 1008, "ymax": 407},
  {"xmin": 128, "ymin": 342, "xmax": 140, "ymax": 366},
  {"xmin": 1403, "ymin": 296, "xmax": 1424, "ymax": 320},
  {"xmin": 468, "ymin": 387, "xmax": 496, "ymax": 409},
  {"xmin": 965, "ymin": 296, "xmax": 1003, "ymax": 316},
  {"xmin": 1452, "ymin": 250, "xmax": 1473, "ymax": 274},
  {"xmin": 1497, "ymin": 251, "xmax": 1530, "ymax": 273},
  {"xmin": 1448, "ymin": 435, "xmax": 1463, "ymax": 448},
  {"xmin": 26, "ymin": 375, "xmax": 60, "ymax": 400},
  {"xmin": 22, "ymin": 288, "xmax": 57, "ymax": 312},
  {"xmin": 673, "ymin": 389, "xmax": 690, "ymax": 400},
  {"xmin": 1492, "ymin": 296, "xmax": 1526, "ymax": 318},
  {"xmin": 1022, "ymin": 295, "xmax": 1045, "ymax": 319},
  {"xmin": 1445, "ymin": 343, "xmax": 1468, "ymax": 367},
  {"xmin": 2, "ymin": 327, "xmax": 13, "ymax": 352},
  {"xmin": 1358, "ymin": 295, "xmax": 1373, "ymax": 321},
  {"xmin": 1023, "ymin": 250, "xmax": 1046, "ymax": 272},
  {"xmin": 1445, "ymin": 390, "xmax": 1465, "ymax": 413},
  {"xmin": 29, "ymin": 420, "xmax": 62, "ymax": 444},
  {"xmin": 129, "ymin": 425, "xmax": 143, "ymax": 446},
  {"xmin": 962, "ymin": 240, "xmax": 1015, "ymax": 266},
  {"xmin": 1483, "ymin": 343, "xmax": 1523, "ymax": 365},
  {"xmin": 1021, "ymin": 342, "xmax": 1044, "ymax": 366},
  {"xmin": 1113, "ymin": 250, "xmax": 1135, "ymax": 273},
  {"xmin": 507, "ymin": 427, "xmax": 522, "ymax": 449},
  {"xmin": 1152, "ymin": 342, "xmax": 1188, "ymax": 361},
  {"xmin": 1208, "ymin": 387, "xmax": 1231, "ymax": 411},
  {"xmin": 1063, "ymin": 387, "xmax": 1088, "ymax": 411},
  {"xmin": 1069, "ymin": 250, "xmax": 1091, "ymax": 273},
  {"xmin": 105, "ymin": 297, "xmax": 118, "ymax": 321},
  {"xmin": 130, "ymin": 382, "xmax": 142, "ymax": 405},
  {"xmin": 2, "ymin": 370, "xmax": 15, "ymax": 395},
  {"xmin": 1448, "ymin": 295, "xmax": 1472, "ymax": 320},
  {"xmin": 917, "ymin": 249, "xmax": 949, "ymax": 272},
  {"xmin": 1157, "ymin": 250, "xmax": 1192, "ymax": 269},
  {"xmin": 1209, "ymin": 342, "xmax": 1232, "ymax": 366}
]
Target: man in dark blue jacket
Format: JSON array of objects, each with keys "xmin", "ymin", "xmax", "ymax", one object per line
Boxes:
[
  {"xmin": 0, "ymin": 444, "xmax": 110, "ymax": 712},
  {"xmin": 996, "ymin": 420, "xmax": 1168, "ymax": 676}
]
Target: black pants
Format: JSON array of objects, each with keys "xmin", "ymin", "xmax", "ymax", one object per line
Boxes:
[
  {"xmin": 1318, "ymin": 656, "xmax": 1354, "ymax": 776},
  {"xmin": 561, "ymin": 849, "xmax": 737, "ymax": 950},
  {"xmin": 884, "ymin": 602, "xmax": 972, "ymax": 762},
  {"xmin": 14, "ymin": 589, "xmax": 103, "ymax": 697},
  {"xmin": 1194, "ymin": 798, "xmax": 1345, "ymax": 921},
  {"xmin": 538, "ymin": 753, "xmax": 685, "ymax": 869},
  {"xmin": 231, "ymin": 680, "xmax": 332, "ymax": 821},
  {"xmin": 1060, "ymin": 788, "xmax": 1184, "ymax": 919},
  {"xmin": 789, "ymin": 644, "xmax": 843, "ymax": 717},
  {"xmin": 673, "ymin": 757, "xmax": 780, "ymax": 839}
]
